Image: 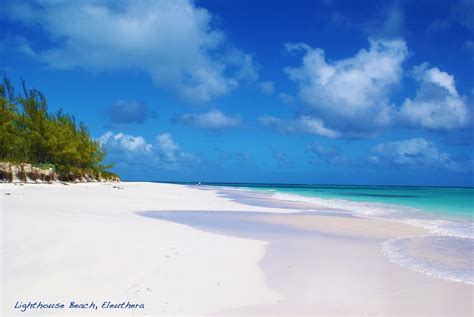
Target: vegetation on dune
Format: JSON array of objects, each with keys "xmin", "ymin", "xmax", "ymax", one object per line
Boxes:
[{"xmin": 0, "ymin": 76, "xmax": 118, "ymax": 181}]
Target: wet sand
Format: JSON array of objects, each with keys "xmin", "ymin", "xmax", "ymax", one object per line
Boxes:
[{"xmin": 142, "ymin": 207, "xmax": 473, "ymax": 316}]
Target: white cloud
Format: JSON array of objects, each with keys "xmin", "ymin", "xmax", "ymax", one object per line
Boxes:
[
  {"xmin": 260, "ymin": 81, "xmax": 275, "ymax": 95},
  {"xmin": 278, "ymin": 93, "xmax": 296, "ymax": 105},
  {"xmin": 370, "ymin": 138, "xmax": 456, "ymax": 169},
  {"xmin": 3, "ymin": 0, "xmax": 258, "ymax": 104},
  {"xmin": 258, "ymin": 115, "xmax": 285, "ymax": 130},
  {"xmin": 297, "ymin": 116, "xmax": 340, "ymax": 138},
  {"xmin": 99, "ymin": 132, "xmax": 152, "ymax": 153},
  {"xmin": 227, "ymin": 48, "xmax": 259, "ymax": 82},
  {"xmin": 284, "ymin": 38, "xmax": 408, "ymax": 133},
  {"xmin": 400, "ymin": 65, "xmax": 470, "ymax": 130},
  {"xmin": 156, "ymin": 133, "xmax": 180, "ymax": 162},
  {"xmin": 99, "ymin": 131, "xmax": 197, "ymax": 168},
  {"xmin": 259, "ymin": 115, "xmax": 339, "ymax": 138},
  {"xmin": 425, "ymin": 67, "xmax": 458, "ymax": 96},
  {"xmin": 180, "ymin": 109, "xmax": 241, "ymax": 129}
]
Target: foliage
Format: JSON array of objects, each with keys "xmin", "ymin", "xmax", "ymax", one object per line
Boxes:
[
  {"xmin": 0, "ymin": 76, "xmax": 116, "ymax": 180},
  {"xmin": 34, "ymin": 163, "xmax": 56, "ymax": 171}
]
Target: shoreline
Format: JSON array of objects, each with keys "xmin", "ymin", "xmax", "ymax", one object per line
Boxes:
[{"xmin": 2, "ymin": 182, "xmax": 473, "ymax": 316}]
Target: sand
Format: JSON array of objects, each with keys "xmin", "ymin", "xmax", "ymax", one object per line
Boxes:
[{"xmin": 1, "ymin": 182, "xmax": 473, "ymax": 316}]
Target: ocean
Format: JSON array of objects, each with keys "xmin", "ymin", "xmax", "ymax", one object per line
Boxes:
[{"xmin": 188, "ymin": 183, "xmax": 474, "ymax": 285}]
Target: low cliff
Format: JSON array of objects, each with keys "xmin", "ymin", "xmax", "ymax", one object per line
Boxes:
[{"xmin": 0, "ymin": 162, "xmax": 120, "ymax": 183}]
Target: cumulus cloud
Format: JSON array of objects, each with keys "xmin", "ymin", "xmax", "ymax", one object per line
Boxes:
[
  {"xmin": 298, "ymin": 116, "xmax": 340, "ymax": 138},
  {"xmin": 105, "ymin": 100, "xmax": 156, "ymax": 125},
  {"xmin": 259, "ymin": 81, "xmax": 275, "ymax": 95},
  {"xmin": 155, "ymin": 133, "xmax": 180, "ymax": 162},
  {"xmin": 259, "ymin": 115, "xmax": 339, "ymax": 138},
  {"xmin": 179, "ymin": 109, "xmax": 241, "ymax": 129},
  {"xmin": 284, "ymin": 38, "xmax": 408, "ymax": 134},
  {"xmin": 99, "ymin": 132, "xmax": 152, "ymax": 153},
  {"xmin": 2, "ymin": 0, "xmax": 258, "ymax": 104},
  {"xmin": 99, "ymin": 131, "xmax": 197, "ymax": 168},
  {"xmin": 399, "ymin": 64, "xmax": 470, "ymax": 130},
  {"xmin": 369, "ymin": 138, "xmax": 458, "ymax": 170}
]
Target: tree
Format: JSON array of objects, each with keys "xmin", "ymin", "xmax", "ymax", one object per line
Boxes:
[
  {"xmin": 0, "ymin": 78, "xmax": 24, "ymax": 161},
  {"xmin": 0, "ymin": 76, "xmax": 117, "ymax": 180}
]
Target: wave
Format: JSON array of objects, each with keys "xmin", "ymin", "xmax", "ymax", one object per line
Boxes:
[
  {"xmin": 266, "ymin": 190, "xmax": 474, "ymax": 285},
  {"xmin": 269, "ymin": 191, "xmax": 473, "ymax": 239},
  {"xmin": 382, "ymin": 236, "xmax": 474, "ymax": 285}
]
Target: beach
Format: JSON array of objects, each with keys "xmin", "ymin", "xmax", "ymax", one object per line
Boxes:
[{"xmin": 1, "ymin": 182, "xmax": 473, "ymax": 316}]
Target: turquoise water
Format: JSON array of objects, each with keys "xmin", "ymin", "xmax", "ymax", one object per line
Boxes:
[
  {"xmin": 187, "ymin": 183, "xmax": 473, "ymax": 238},
  {"xmin": 247, "ymin": 185, "xmax": 473, "ymax": 219},
  {"xmin": 190, "ymin": 183, "xmax": 474, "ymax": 284},
  {"xmin": 196, "ymin": 183, "xmax": 473, "ymax": 218}
]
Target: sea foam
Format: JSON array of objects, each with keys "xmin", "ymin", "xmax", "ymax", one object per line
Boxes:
[
  {"xmin": 269, "ymin": 191, "xmax": 473, "ymax": 239},
  {"xmin": 382, "ymin": 236, "xmax": 474, "ymax": 285},
  {"xmin": 265, "ymin": 190, "xmax": 474, "ymax": 285}
]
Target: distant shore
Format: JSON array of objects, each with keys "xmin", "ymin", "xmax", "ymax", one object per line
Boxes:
[{"xmin": 2, "ymin": 182, "xmax": 472, "ymax": 316}]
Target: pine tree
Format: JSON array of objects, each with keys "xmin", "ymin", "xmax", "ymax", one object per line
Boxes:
[{"xmin": 0, "ymin": 76, "xmax": 117, "ymax": 180}]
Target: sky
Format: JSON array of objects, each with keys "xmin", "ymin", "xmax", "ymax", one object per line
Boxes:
[{"xmin": 1, "ymin": 0, "xmax": 473, "ymax": 186}]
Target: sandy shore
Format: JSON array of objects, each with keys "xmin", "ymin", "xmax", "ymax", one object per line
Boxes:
[{"xmin": 1, "ymin": 182, "xmax": 473, "ymax": 316}]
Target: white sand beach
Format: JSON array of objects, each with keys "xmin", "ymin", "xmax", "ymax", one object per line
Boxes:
[{"xmin": 1, "ymin": 182, "xmax": 473, "ymax": 316}]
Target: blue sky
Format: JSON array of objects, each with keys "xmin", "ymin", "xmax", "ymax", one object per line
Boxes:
[{"xmin": 1, "ymin": 0, "xmax": 473, "ymax": 186}]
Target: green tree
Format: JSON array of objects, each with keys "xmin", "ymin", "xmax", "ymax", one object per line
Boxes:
[
  {"xmin": 0, "ymin": 76, "xmax": 117, "ymax": 180},
  {"xmin": 0, "ymin": 78, "xmax": 24, "ymax": 161}
]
